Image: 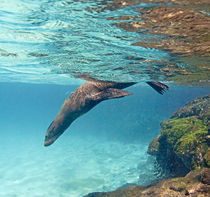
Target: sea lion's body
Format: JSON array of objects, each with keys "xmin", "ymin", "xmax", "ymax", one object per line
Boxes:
[
  {"xmin": 44, "ymin": 78, "xmax": 168, "ymax": 146},
  {"xmin": 44, "ymin": 80, "xmax": 136, "ymax": 146}
]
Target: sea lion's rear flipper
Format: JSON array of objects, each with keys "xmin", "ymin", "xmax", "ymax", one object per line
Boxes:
[
  {"xmin": 94, "ymin": 88, "xmax": 133, "ymax": 101},
  {"xmin": 146, "ymin": 81, "xmax": 169, "ymax": 95}
]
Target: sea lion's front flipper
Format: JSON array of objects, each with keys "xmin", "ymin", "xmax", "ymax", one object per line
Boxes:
[
  {"xmin": 146, "ymin": 81, "xmax": 169, "ymax": 95},
  {"xmin": 95, "ymin": 88, "xmax": 133, "ymax": 101}
]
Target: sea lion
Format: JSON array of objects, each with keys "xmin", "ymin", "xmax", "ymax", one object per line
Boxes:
[{"xmin": 44, "ymin": 78, "xmax": 168, "ymax": 146}]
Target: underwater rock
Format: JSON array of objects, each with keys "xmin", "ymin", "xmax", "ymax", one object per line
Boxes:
[
  {"xmin": 85, "ymin": 94, "xmax": 210, "ymax": 196},
  {"xmin": 85, "ymin": 168, "xmax": 210, "ymax": 197},
  {"xmin": 171, "ymin": 95, "xmax": 210, "ymax": 120},
  {"xmin": 147, "ymin": 95, "xmax": 210, "ymax": 177},
  {"xmin": 147, "ymin": 135, "xmax": 160, "ymax": 156},
  {"xmin": 85, "ymin": 96, "xmax": 209, "ymax": 197}
]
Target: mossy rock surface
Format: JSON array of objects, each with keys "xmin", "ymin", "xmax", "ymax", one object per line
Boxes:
[
  {"xmin": 160, "ymin": 117, "xmax": 207, "ymax": 145},
  {"xmin": 148, "ymin": 95, "xmax": 210, "ymax": 176},
  {"xmin": 147, "ymin": 135, "xmax": 160, "ymax": 155},
  {"xmin": 203, "ymin": 148, "xmax": 210, "ymax": 168},
  {"xmin": 161, "ymin": 117, "xmax": 208, "ymax": 169}
]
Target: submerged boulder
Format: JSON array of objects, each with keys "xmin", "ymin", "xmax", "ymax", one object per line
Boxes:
[
  {"xmin": 171, "ymin": 94, "xmax": 210, "ymax": 120},
  {"xmin": 147, "ymin": 94, "xmax": 210, "ymax": 177},
  {"xmin": 85, "ymin": 95, "xmax": 209, "ymax": 197},
  {"xmin": 85, "ymin": 168, "xmax": 210, "ymax": 197}
]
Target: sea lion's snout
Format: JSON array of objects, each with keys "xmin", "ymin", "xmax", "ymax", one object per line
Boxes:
[
  {"xmin": 44, "ymin": 121, "xmax": 57, "ymax": 146},
  {"xmin": 44, "ymin": 120, "xmax": 65, "ymax": 146},
  {"xmin": 44, "ymin": 132, "xmax": 57, "ymax": 146},
  {"xmin": 44, "ymin": 136, "xmax": 54, "ymax": 146}
]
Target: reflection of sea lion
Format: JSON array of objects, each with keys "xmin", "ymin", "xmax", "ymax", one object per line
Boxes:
[{"xmin": 44, "ymin": 78, "xmax": 168, "ymax": 146}]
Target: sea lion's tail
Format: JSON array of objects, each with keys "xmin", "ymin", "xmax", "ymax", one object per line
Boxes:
[{"xmin": 146, "ymin": 81, "xmax": 169, "ymax": 95}]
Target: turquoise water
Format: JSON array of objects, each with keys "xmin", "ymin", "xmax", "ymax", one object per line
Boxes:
[
  {"xmin": 0, "ymin": 0, "xmax": 209, "ymax": 197},
  {"xmin": 0, "ymin": 83, "xmax": 209, "ymax": 197},
  {"xmin": 0, "ymin": 0, "xmax": 169, "ymax": 84}
]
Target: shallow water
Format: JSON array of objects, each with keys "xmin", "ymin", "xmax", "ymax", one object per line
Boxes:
[
  {"xmin": 0, "ymin": 0, "xmax": 209, "ymax": 197},
  {"xmin": 0, "ymin": 83, "xmax": 209, "ymax": 197}
]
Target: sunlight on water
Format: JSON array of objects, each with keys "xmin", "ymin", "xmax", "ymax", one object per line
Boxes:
[{"xmin": 0, "ymin": 0, "xmax": 169, "ymax": 85}]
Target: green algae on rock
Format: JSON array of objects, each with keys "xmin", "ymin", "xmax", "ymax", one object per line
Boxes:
[
  {"xmin": 85, "ymin": 168, "xmax": 210, "ymax": 197},
  {"xmin": 160, "ymin": 117, "xmax": 208, "ymax": 171},
  {"xmin": 147, "ymin": 135, "xmax": 160, "ymax": 156},
  {"xmin": 148, "ymin": 95, "xmax": 210, "ymax": 177}
]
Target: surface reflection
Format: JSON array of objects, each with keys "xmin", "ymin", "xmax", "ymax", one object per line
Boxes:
[{"xmin": 0, "ymin": 0, "xmax": 209, "ymax": 85}]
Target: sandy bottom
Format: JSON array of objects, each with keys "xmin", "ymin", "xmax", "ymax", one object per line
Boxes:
[{"xmin": 0, "ymin": 134, "xmax": 155, "ymax": 197}]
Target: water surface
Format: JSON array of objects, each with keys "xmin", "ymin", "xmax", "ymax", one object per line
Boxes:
[{"xmin": 0, "ymin": 0, "xmax": 172, "ymax": 84}]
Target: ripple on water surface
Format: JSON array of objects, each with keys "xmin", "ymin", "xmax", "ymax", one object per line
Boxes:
[{"xmin": 0, "ymin": 0, "xmax": 171, "ymax": 85}]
